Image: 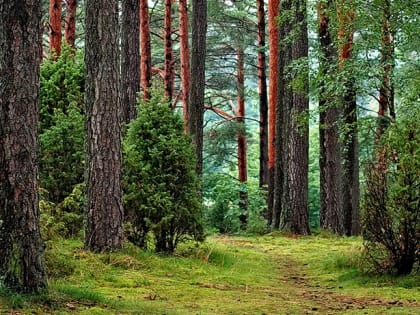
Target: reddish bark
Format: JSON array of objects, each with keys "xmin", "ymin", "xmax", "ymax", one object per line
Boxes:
[
  {"xmin": 49, "ymin": 0, "xmax": 62, "ymax": 56},
  {"xmin": 140, "ymin": 0, "xmax": 152, "ymax": 100},
  {"xmin": 65, "ymin": 0, "xmax": 77, "ymax": 47},
  {"xmin": 267, "ymin": 0, "xmax": 280, "ymax": 224},
  {"xmin": 179, "ymin": 0, "xmax": 190, "ymax": 131},
  {"xmin": 237, "ymin": 48, "xmax": 248, "ymax": 221},
  {"xmin": 268, "ymin": 0, "xmax": 279, "ymax": 171},
  {"xmin": 257, "ymin": 0, "xmax": 269, "ymax": 188},
  {"xmin": 164, "ymin": 0, "xmax": 175, "ymax": 101}
]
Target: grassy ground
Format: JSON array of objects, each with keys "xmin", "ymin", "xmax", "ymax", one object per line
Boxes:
[{"xmin": 0, "ymin": 233, "xmax": 419, "ymax": 314}]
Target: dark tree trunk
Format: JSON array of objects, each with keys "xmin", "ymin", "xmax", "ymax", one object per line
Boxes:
[
  {"xmin": 121, "ymin": 0, "xmax": 140, "ymax": 122},
  {"xmin": 49, "ymin": 0, "xmax": 62, "ymax": 56},
  {"xmin": 279, "ymin": 0, "xmax": 310, "ymax": 235},
  {"xmin": 140, "ymin": 0, "xmax": 152, "ymax": 100},
  {"xmin": 0, "ymin": 0, "xmax": 48, "ymax": 293},
  {"xmin": 85, "ymin": 0, "xmax": 124, "ymax": 251},
  {"xmin": 267, "ymin": 0, "xmax": 280, "ymax": 226},
  {"xmin": 337, "ymin": 0, "xmax": 360, "ymax": 236},
  {"xmin": 188, "ymin": 0, "xmax": 207, "ymax": 177},
  {"xmin": 65, "ymin": 0, "xmax": 77, "ymax": 47},
  {"xmin": 377, "ymin": 0, "xmax": 394, "ymax": 139},
  {"xmin": 318, "ymin": 0, "xmax": 343, "ymax": 234},
  {"xmin": 237, "ymin": 48, "xmax": 248, "ymax": 226},
  {"xmin": 163, "ymin": 0, "xmax": 175, "ymax": 102},
  {"xmin": 257, "ymin": 0, "xmax": 269, "ymax": 189},
  {"xmin": 179, "ymin": 0, "xmax": 190, "ymax": 132}
]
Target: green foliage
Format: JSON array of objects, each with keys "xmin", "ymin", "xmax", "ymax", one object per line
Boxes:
[
  {"xmin": 123, "ymin": 90, "xmax": 203, "ymax": 254},
  {"xmin": 39, "ymin": 44, "xmax": 85, "ymax": 203},
  {"xmin": 362, "ymin": 106, "xmax": 420, "ymax": 275}
]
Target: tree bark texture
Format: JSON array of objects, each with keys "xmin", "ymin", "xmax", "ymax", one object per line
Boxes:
[
  {"xmin": 0, "ymin": 0, "xmax": 48, "ymax": 293},
  {"xmin": 179, "ymin": 0, "xmax": 190, "ymax": 131},
  {"xmin": 257, "ymin": 0, "xmax": 269, "ymax": 189},
  {"xmin": 337, "ymin": 0, "xmax": 360, "ymax": 236},
  {"xmin": 164, "ymin": 0, "xmax": 175, "ymax": 102},
  {"xmin": 140, "ymin": 0, "xmax": 152, "ymax": 100},
  {"xmin": 188, "ymin": 0, "xmax": 207, "ymax": 177},
  {"xmin": 65, "ymin": 0, "xmax": 77, "ymax": 47},
  {"xmin": 267, "ymin": 0, "xmax": 280, "ymax": 226},
  {"xmin": 279, "ymin": 0, "xmax": 310, "ymax": 235},
  {"xmin": 318, "ymin": 0, "xmax": 343, "ymax": 234},
  {"xmin": 237, "ymin": 48, "xmax": 248, "ymax": 223},
  {"xmin": 85, "ymin": 0, "xmax": 124, "ymax": 251},
  {"xmin": 121, "ymin": 0, "xmax": 140, "ymax": 122},
  {"xmin": 49, "ymin": 0, "xmax": 62, "ymax": 56},
  {"xmin": 377, "ymin": 0, "xmax": 394, "ymax": 139}
]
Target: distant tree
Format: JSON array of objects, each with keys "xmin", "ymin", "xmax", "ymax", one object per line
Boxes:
[
  {"xmin": 267, "ymin": 0, "xmax": 280, "ymax": 226},
  {"xmin": 337, "ymin": 0, "xmax": 360, "ymax": 236},
  {"xmin": 65, "ymin": 0, "xmax": 77, "ymax": 48},
  {"xmin": 140, "ymin": 0, "xmax": 152, "ymax": 100},
  {"xmin": 188, "ymin": 0, "xmax": 207, "ymax": 177},
  {"xmin": 121, "ymin": 0, "xmax": 140, "ymax": 122},
  {"xmin": 257, "ymin": 0, "xmax": 269, "ymax": 189},
  {"xmin": 318, "ymin": 0, "xmax": 343, "ymax": 234},
  {"xmin": 84, "ymin": 0, "xmax": 124, "ymax": 251},
  {"xmin": 179, "ymin": 0, "xmax": 190, "ymax": 130},
  {"xmin": 0, "ymin": 0, "xmax": 48, "ymax": 293},
  {"xmin": 49, "ymin": 0, "xmax": 62, "ymax": 56},
  {"xmin": 163, "ymin": 0, "xmax": 175, "ymax": 101}
]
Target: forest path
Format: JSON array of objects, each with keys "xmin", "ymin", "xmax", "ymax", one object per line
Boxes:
[{"xmin": 215, "ymin": 235, "xmax": 420, "ymax": 315}]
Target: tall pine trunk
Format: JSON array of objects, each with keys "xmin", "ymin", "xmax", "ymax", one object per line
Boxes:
[
  {"xmin": 164, "ymin": 0, "xmax": 174, "ymax": 101},
  {"xmin": 0, "ymin": 0, "xmax": 48, "ymax": 293},
  {"xmin": 49, "ymin": 0, "xmax": 62, "ymax": 56},
  {"xmin": 237, "ymin": 48, "xmax": 248, "ymax": 226},
  {"xmin": 85, "ymin": 0, "xmax": 124, "ymax": 251},
  {"xmin": 337, "ymin": 0, "xmax": 360, "ymax": 236},
  {"xmin": 121, "ymin": 0, "xmax": 140, "ymax": 122},
  {"xmin": 140, "ymin": 0, "xmax": 152, "ymax": 100},
  {"xmin": 279, "ymin": 0, "xmax": 310, "ymax": 235},
  {"xmin": 318, "ymin": 0, "xmax": 343, "ymax": 234},
  {"xmin": 267, "ymin": 0, "xmax": 280, "ymax": 227},
  {"xmin": 377, "ymin": 0, "xmax": 394, "ymax": 139},
  {"xmin": 179, "ymin": 0, "xmax": 190, "ymax": 131},
  {"xmin": 188, "ymin": 0, "xmax": 207, "ymax": 177},
  {"xmin": 257, "ymin": 0, "xmax": 269, "ymax": 189},
  {"xmin": 65, "ymin": 0, "xmax": 77, "ymax": 47}
]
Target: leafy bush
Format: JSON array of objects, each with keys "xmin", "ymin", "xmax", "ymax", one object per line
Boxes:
[
  {"xmin": 123, "ymin": 91, "xmax": 204, "ymax": 254},
  {"xmin": 362, "ymin": 109, "xmax": 420, "ymax": 275}
]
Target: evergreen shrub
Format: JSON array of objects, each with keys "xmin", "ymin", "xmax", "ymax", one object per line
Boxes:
[{"xmin": 123, "ymin": 91, "xmax": 204, "ymax": 254}]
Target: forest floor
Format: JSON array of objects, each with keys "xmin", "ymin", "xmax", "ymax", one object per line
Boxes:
[{"xmin": 0, "ymin": 233, "xmax": 419, "ymax": 314}]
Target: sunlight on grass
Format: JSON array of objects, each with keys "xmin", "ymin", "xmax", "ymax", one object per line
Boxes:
[{"xmin": 0, "ymin": 234, "xmax": 418, "ymax": 314}]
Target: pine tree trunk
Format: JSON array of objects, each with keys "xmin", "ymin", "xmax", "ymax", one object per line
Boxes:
[
  {"xmin": 267, "ymin": 0, "xmax": 280, "ymax": 226},
  {"xmin": 257, "ymin": 0, "xmax": 269, "ymax": 189},
  {"xmin": 279, "ymin": 0, "xmax": 310, "ymax": 235},
  {"xmin": 0, "ymin": 0, "xmax": 48, "ymax": 293},
  {"xmin": 337, "ymin": 0, "xmax": 360, "ymax": 236},
  {"xmin": 318, "ymin": 0, "xmax": 343, "ymax": 234},
  {"xmin": 49, "ymin": 0, "xmax": 62, "ymax": 56},
  {"xmin": 188, "ymin": 0, "xmax": 207, "ymax": 177},
  {"xmin": 377, "ymin": 0, "xmax": 394, "ymax": 139},
  {"xmin": 164, "ymin": 0, "xmax": 174, "ymax": 102},
  {"xmin": 121, "ymin": 0, "xmax": 140, "ymax": 122},
  {"xmin": 179, "ymin": 0, "xmax": 190, "ymax": 131},
  {"xmin": 237, "ymin": 48, "xmax": 248, "ymax": 226},
  {"xmin": 140, "ymin": 0, "xmax": 152, "ymax": 100},
  {"xmin": 85, "ymin": 0, "xmax": 124, "ymax": 251},
  {"xmin": 65, "ymin": 0, "xmax": 76, "ymax": 47}
]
